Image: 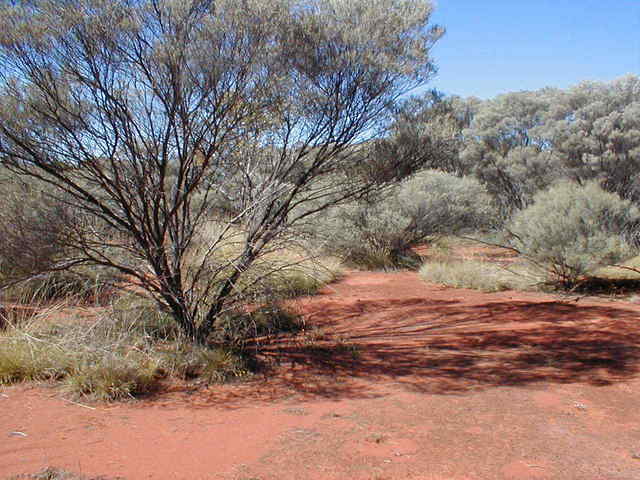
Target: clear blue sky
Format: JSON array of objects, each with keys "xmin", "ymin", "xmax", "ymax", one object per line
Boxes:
[{"xmin": 425, "ymin": 0, "xmax": 640, "ymax": 99}]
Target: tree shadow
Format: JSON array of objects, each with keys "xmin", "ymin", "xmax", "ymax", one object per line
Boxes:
[
  {"xmin": 161, "ymin": 297, "xmax": 640, "ymax": 409},
  {"xmin": 259, "ymin": 298, "xmax": 640, "ymax": 394}
]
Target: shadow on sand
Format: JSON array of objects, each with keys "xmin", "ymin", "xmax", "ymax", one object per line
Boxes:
[{"xmin": 162, "ymin": 296, "xmax": 640, "ymax": 408}]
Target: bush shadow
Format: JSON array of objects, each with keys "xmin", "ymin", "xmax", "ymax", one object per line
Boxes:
[
  {"xmin": 162, "ymin": 296, "xmax": 640, "ymax": 409},
  {"xmin": 258, "ymin": 297, "xmax": 640, "ymax": 396}
]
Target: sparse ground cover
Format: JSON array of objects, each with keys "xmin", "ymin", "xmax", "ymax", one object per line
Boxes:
[
  {"xmin": 9, "ymin": 467, "xmax": 119, "ymax": 480},
  {"xmin": 4, "ymin": 249, "xmax": 640, "ymax": 480},
  {"xmin": 0, "ymin": 253, "xmax": 341, "ymax": 402},
  {"xmin": 420, "ymin": 236, "xmax": 640, "ymax": 297},
  {"xmin": 418, "ymin": 238, "xmax": 539, "ymax": 293}
]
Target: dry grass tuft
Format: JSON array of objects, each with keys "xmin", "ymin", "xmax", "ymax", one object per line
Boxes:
[
  {"xmin": 0, "ymin": 296, "xmax": 254, "ymax": 401},
  {"xmin": 419, "ymin": 259, "xmax": 538, "ymax": 292}
]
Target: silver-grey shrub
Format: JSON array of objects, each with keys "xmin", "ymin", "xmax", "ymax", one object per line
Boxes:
[
  {"xmin": 322, "ymin": 170, "xmax": 497, "ymax": 268},
  {"xmin": 507, "ymin": 181, "xmax": 640, "ymax": 287}
]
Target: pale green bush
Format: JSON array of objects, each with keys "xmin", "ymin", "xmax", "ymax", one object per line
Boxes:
[
  {"xmin": 321, "ymin": 170, "xmax": 498, "ymax": 268},
  {"xmin": 507, "ymin": 181, "xmax": 640, "ymax": 287}
]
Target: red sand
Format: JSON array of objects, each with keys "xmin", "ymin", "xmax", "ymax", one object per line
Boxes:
[{"xmin": 3, "ymin": 270, "xmax": 640, "ymax": 479}]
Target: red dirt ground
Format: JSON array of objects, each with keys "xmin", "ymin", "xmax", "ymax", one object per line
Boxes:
[{"xmin": 3, "ymin": 270, "xmax": 640, "ymax": 480}]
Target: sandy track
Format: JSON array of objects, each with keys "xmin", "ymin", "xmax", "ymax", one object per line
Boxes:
[{"xmin": 3, "ymin": 271, "xmax": 640, "ymax": 479}]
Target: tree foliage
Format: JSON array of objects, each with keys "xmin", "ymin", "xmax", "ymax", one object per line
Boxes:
[
  {"xmin": 396, "ymin": 75, "xmax": 640, "ymax": 220},
  {"xmin": 0, "ymin": 0, "xmax": 443, "ymax": 343}
]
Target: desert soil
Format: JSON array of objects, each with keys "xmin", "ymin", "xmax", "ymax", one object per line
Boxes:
[{"xmin": 3, "ymin": 269, "xmax": 640, "ymax": 480}]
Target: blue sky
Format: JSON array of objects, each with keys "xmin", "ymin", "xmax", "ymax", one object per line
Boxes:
[{"xmin": 425, "ymin": 0, "xmax": 640, "ymax": 99}]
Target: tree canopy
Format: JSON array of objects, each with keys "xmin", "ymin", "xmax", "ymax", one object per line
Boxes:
[{"xmin": 0, "ymin": 0, "xmax": 443, "ymax": 343}]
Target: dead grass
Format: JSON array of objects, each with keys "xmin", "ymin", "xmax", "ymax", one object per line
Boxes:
[
  {"xmin": 419, "ymin": 237, "xmax": 640, "ymax": 297},
  {"xmin": 419, "ymin": 259, "xmax": 538, "ymax": 292},
  {"xmin": 184, "ymin": 220, "xmax": 343, "ymax": 302},
  {"xmin": 594, "ymin": 254, "xmax": 640, "ymax": 280},
  {"xmin": 0, "ymin": 296, "xmax": 255, "ymax": 401},
  {"xmin": 0, "ymin": 226, "xmax": 341, "ymax": 402}
]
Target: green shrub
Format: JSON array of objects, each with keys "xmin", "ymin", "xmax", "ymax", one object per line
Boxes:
[
  {"xmin": 507, "ymin": 181, "xmax": 640, "ymax": 287},
  {"xmin": 319, "ymin": 170, "xmax": 498, "ymax": 269}
]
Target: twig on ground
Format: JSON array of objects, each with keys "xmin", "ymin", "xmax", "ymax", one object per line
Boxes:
[{"xmin": 61, "ymin": 397, "xmax": 97, "ymax": 410}]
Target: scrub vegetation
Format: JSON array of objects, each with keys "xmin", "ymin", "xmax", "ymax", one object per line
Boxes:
[{"xmin": 1, "ymin": 0, "xmax": 639, "ymax": 402}]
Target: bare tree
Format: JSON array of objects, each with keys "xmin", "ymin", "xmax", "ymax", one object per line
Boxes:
[{"xmin": 0, "ymin": 0, "xmax": 442, "ymax": 343}]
